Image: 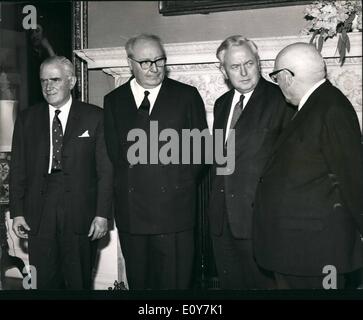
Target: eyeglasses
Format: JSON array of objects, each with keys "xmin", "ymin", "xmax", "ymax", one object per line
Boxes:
[
  {"xmin": 269, "ymin": 68, "xmax": 295, "ymax": 83},
  {"xmin": 129, "ymin": 57, "xmax": 167, "ymax": 70}
]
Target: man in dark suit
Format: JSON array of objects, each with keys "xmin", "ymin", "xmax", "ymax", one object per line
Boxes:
[
  {"xmin": 208, "ymin": 35, "xmax": 293, "ymax": 289},
  {"xmin": 10, "ymin": 56, "xmax": 113, "ymax": 289},
  {"xmin": 253, "ymin": 42, "xmax": 363, "ymax": 289},
  {"xmin": 103, "ymin": 34, "xmax": 207, "ymax": 290}
]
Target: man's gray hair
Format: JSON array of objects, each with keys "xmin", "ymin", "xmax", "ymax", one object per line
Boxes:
[
  {"xmin": 216, "ymin": 35, "xmax": 260, "ymax": 65},
  {"xmin": 125, "ymin": 34, "xmax": 166, "ymax": 58},
  {"xmin": 40, "ymin": 56, "xmax": 75, "ymax": 77}
]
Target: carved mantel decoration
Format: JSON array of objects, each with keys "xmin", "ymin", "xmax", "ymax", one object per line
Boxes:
[{"xmin": 75, "ymin": 32, "xmax": 362, "ymax": 130}]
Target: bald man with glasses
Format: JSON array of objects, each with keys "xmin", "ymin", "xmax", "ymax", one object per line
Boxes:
[
  {"xmin": 253, "ymin": 42, "xmax": 363, "ymax": 289},
  {"xmin": 103, "ymin": 34, "xmax": 208, "ymax": 290}
]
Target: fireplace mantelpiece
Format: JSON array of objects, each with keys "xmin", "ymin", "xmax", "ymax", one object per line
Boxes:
[{"xmin": 76, "ymin": 33, "xmax": 362, "ymax": 130}]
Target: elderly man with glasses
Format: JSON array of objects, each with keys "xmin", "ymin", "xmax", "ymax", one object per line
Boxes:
[
  {"xmin": 103, "ymin": 34, "xmax": 208, "ymax": 290},
  {"xmin": 253, "ymin": 42, "xmax": 363, "ymax": 289}
]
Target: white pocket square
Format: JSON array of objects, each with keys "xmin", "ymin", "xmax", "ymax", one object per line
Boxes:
[{"xmin": 78, "ymin": 130, "xmax": 90, "ymax": 138}]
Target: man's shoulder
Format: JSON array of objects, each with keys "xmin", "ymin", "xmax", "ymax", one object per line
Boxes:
[
  {"xmin": 73, "ymin": 100, "xmax": 103, "ymax": 120},
  {"xmin": 104, "ymin": 81, "xmax": 131, "ymax": 100},
  {"xmin": 318, "ymin": 81, "xmax": 347, "ymax": 102},
  {"xmin": 257, "ymin": 76, "xmax": 283, "ymax": 95},
  {"xmin": 164, "ymin": 77, "xmax": 198, "ymax": 92},
  {"xmin": 18, "ymin": 102, "xmax": 46, "ymax": 119},
  {"xmin": 215, "ymin": 89, "xmax": 233, "ymax": 106},
  {"xmin": 317, "ymin": 82, "xmax": 356, "ymax": 115},
  {"xmin": 75, "ymin": 100, "xmax": 101, "ymax": 111}
]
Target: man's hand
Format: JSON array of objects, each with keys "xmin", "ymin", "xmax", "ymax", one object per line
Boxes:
[
  {"xmin": 88, "ymin": 216, "xmax": 108, "ymax": 241},
  {"xmin": 12, "ymin": 216, "xmax": 31, "ymax": 239}
]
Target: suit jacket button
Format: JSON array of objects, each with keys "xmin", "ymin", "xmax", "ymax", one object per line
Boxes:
[
  {"xmin": 251, "ymin": 202, "xmax": 254, "ymax": 208},
  {"xmin": 230, "ymin": 193, "xmax": 234, "ymax": 198},
  {"xmin": 259, "ymin": 177, "xmax": 264, "ymax": 183}
]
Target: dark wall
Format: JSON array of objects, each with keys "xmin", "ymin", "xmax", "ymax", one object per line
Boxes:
[{"xmin": 24, "ymin": 1, "xmax": 72, "ymax": 106}]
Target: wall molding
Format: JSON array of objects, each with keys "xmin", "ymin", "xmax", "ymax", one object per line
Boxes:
[{"xmin": 75, "ymin": 32, "xmax": 362, "ymax": 69}]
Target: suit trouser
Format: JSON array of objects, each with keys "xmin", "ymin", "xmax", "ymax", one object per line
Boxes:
[
  {"xmin": 119, "ymin": 229, "xmax": 194, "ymax": 290},
  {"xmin": 28, "ymin": 172, "xmax": 96, "ymax": 290},
  {"xmin": 212, "ymin": 213, "xmax": 276, "ymax": 290}
]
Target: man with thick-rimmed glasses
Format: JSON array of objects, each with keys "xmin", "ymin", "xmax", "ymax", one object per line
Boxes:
[{"xmin": 103, "ymin": 34, "xmax": 208, "ymax": 290}]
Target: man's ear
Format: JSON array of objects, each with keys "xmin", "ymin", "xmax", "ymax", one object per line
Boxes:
[
  {"xmin": 285, "ymin": 72, "xmax": 294, "ymax": 87},
  {"xmin": 69, "ymin": 76, "xmax": 77, "ymax": 90},
  {"xmin": 220, "ymin": 65, "xmax": 228, "ymax": 80},
  {"xmin": 281, "ymin": 71, "xmax": 294, "ymax": 88}
]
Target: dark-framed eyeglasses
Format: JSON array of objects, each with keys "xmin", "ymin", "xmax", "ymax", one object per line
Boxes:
[
  {"xmin": 129, "ymin": 57, "xmax": 167, "ymax": 70},
  {"xmin": 269, "ymin": 68, "xmax": 295, "ymax": 83}
]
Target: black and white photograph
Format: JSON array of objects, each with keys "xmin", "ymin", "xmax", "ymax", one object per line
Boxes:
[{"xmin": 0, "ymin": 0, "xmax": 362, "ymax": 312}]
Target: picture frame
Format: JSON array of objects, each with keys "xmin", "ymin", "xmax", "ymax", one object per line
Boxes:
[{"xmin": 159, "ymin": 0, "xmax": 311, "ymax": 16}]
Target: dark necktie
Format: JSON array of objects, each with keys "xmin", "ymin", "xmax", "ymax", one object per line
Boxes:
[
  {"xmin": 52, "ymin": 109, "xmax": 63, "ymax": 170},
  {"xmin": 229, "ymin": 94, "xmax": 245, "ymax": 131},
  {"xmin": 138, "ymin": 90, "xmax": 150, "ymax": 117}
]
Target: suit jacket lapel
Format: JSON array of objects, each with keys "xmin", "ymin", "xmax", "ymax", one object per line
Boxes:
[
  {"xmin": 124, "ymin": 78, "xmax": 138, "ymax": 113},
  {"xmin": 149, "ymin": 78, "xmax": 169, "ymax": 120},
  {"xmin": 122, "ymin": 79, "xmax": 139, "ymax": 129},
  {"xmin": 63, "ymin": 99, "xmax": 81, "ymax": 145},
  {"xmin": 39, "ymin": 102, "xmax": 51, "ymax": 165},
  {"xmin": 213, "ymin": 89, "xmax": 234, "ymax": 144}
]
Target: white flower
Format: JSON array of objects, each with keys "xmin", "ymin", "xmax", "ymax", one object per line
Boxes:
[{"xmin": 302, "ymin": 0, "xmax": 362, "ymax": 33}]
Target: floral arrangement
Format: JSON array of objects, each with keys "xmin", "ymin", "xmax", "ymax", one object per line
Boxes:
[{"xmin": 301, "ymin": 0, "xmax": 362, "ymax": 65}]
